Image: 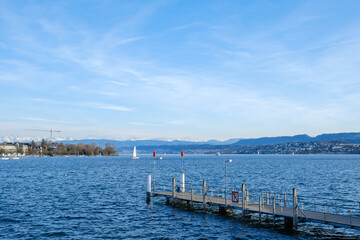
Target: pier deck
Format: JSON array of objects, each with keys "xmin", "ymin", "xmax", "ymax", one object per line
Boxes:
[{"xmin": 154, "ymin": 190, "xmax": 360, "ymax": 229}]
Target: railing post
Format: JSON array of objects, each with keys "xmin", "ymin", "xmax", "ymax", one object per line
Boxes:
[
  {"xmin": 246, "ymin": 189, "xmax": 249, "ymax": 202},
  {"xmin": 203, "ymin": 180, "xmax": 207, "ymax": 209},
  {"xmin": 190, "ymin": 184, "xmax": 193, "ymax": 204},
  {"xmin": 266, "ymin": 191, "xmax": 270, "ymax": 205},
  {"xmin": 293, "ymin": 188, "xmax": 298, "ymax": 229},
  {"xmin": 284, "ymin": 192, "xmax": 287, "ymax": 207},
  {"xmin": 259, "ymin": 197, "xmax": 262, "ymax": 223},
  {"xmin": 181, "ymin": 173, "xmax": 185, "ymax": 192},
  {"xmin": 272, "ymin": 197, "xmax": 276, "ymax": 225},
  {"xmin": 172, "ymin": 177, "xmax": 176, "ymax": 205},
  {"xmin": 242, "ymin": 184, "xmax": 246, "ymax": 217},
  {"xmin": 146, "ymin": 175, "xmax": 151, "ymax": 203}
]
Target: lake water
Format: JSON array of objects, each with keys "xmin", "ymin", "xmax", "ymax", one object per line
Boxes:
[{"xmin": 1, "ymin": 154, "xmax": 359, "ymax": 239}]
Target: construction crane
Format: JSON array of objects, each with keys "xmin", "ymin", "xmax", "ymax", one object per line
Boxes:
[{"xmin": 25, "ymin": 128, "xmax": 61, "ymax": 143}]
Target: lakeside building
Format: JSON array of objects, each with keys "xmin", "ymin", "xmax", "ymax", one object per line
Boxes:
[{"xmin": 0, "ymin": 143, "xmax": 29, "ymax": 154}]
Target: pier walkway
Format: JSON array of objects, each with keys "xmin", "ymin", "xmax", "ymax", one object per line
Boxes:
[{"xmin": 151, "ymin": 177, "xmax": 360, "ymax": 230}]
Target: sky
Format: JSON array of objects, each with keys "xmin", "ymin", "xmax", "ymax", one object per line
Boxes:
[{"xmin": 1, "ymin": 0, "xmax": 360, "ymax": 141}]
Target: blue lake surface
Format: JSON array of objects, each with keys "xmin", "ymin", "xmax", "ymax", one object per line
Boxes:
[{"xmin": 1, "ymin": 154, "xmax": 359, "ymax": 239}]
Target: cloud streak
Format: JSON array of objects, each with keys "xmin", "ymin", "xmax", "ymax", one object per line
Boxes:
[
  {"xmin": 1, "ymin": 1, "xmax": 360, "ymax": 140},
  {"xmin": 20, "ymin": 117, "xmax": 78, "ymax": 124},
  {"xmin": 86, "ymin": 102, "xmax": 133, "ymax": 112}
]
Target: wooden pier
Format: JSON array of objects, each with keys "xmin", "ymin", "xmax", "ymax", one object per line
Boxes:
[{"xmin": 150, "ymin": 177, "xmax": 360, "ymax": 230}]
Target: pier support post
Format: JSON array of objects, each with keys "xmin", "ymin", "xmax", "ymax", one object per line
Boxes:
[
  {"xmin": 203, "ymin": 180, "xmax": 207, "ymax": 209},
  {"xmin": 293, "ymin": 188, "xmax": 298, "ymax": 230},
  {"xmin": 284, "ymin": 217, "xmax": 293, "ymax": 230},
  {"xmin": 242, "ymin": 184, "xmax": 246, "ymax": 217},
  {"xmin": 181, "ymin": 173, "xmax": 185, "ymax": 192},
  {"xmin": 172, "ymin": 178, "xmax": 176, "ymax": 205},
  {"xmin": 146, "ymin": 175, "xmax": 151, "ymax": 203},
  {"xmin": 219, "ymin": 206, "xmax": 229, "ymax": 214}
]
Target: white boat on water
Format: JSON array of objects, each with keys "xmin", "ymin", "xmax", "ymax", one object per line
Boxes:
[
  {"xmin": 1, "ymin": 157, "xmax": 20, "ymax": 160},
  {"xmin": 131, "ymin": 146, "xmax": 139, "ymax": 159},
  {"xmin": 216, "ymin": 152, "xmax": 220, "ymax": 156}
]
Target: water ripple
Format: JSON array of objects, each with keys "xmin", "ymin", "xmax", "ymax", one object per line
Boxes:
[{"xmin": 0, "ymin": 155, "xmax": 359, "ymax": 239}]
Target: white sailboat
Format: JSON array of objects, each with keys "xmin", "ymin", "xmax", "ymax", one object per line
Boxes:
[{"xmin": 131, "ymin": 146, "xmax": 139, "ymax": 159}]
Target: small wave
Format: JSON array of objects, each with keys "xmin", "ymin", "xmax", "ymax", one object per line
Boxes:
[
  {"xmin": 42, "ymin": 231, "xmax": 67, "ymax": 237},
  {"xmin": 0, "ymin": 218, "xmax": 21, "ymax": 223},
  {"xmin": 57, "ymin": 215, "xmax": 86, "ymax": 220}
]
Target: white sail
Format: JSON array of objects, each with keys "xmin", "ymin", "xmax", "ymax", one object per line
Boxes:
[
  {"xmin": 131, "ymin": 146, "xmax": 139, "ymax": 159},
  {"xmin": 133, "ymin": 146, "xmax": 136, "ymax": 157}
]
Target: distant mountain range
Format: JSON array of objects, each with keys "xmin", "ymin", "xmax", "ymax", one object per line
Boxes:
[
  {"xmin": 2, "ymin": 132, "xmax": 360, "ymax": 151},
  {"xmin": 60, "ymin": 138, "xmax": 242, "ymax": 148},
  {"xmin": 233, "ymin": 133, "xmax": 360, "ymax": 145},
  {"xmin": 58, "ymin": 132, "xmax": 360, "ymax": 150}
]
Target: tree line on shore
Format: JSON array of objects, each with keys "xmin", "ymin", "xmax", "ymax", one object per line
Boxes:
[{"xmin": 28, "ymin": 140, "xmax": 117, "ymax": 156}]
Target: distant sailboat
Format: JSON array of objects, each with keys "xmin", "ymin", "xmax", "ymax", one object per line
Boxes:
[{"xmin": 131, "ymin": 146, "xmax": 139, "ymax": 159}]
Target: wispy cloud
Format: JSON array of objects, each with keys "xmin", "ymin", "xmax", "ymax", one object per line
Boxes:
[
  {"xmin": 109, "ymin": 36, "xmax": 145, "ymax": 48},
  {"xmin": 168, "ymin": 22, "xmax": 202, "ymax": 32},
  {"xmin": 108, "ymin": 80, "xmax": 127, "ymax": 86},
  {"xmin": 167, "ymin": 120, "xmax": 187, "ymax": 125},
  {"xmin": 1, "ymin": 1, "xmax": 360, "ymax": 140},
  {"xmin": 86, "ymin": 102, "xmax": 133, "ymax": 112},
  {"xmin": 31, "ymin": 98, "xmax": 64, "ymax": 104},
  {"xmin": 20, "ymin": 117, "xmax": 77, "ymax": 124},
  {"xmin": 69, "ymin": 85, "xmax": 117, "ymax": 96},
  {"xmin": 129, "ymin": 122, "xmax": 160, "ymax": 127}
]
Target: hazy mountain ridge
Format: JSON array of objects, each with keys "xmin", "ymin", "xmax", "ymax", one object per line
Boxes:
[
  {"xmin": 60, "ymin": 138, "xmax": 243, "ymax": 147},
  {"xmin": 233, "ymin": 133, "xmax": 360, "ymax": 145},
  {"xmin": 2, "ymin": 133, "xmax": 360, "ymax": 149},
  {"xmin": 58, "ymin": 132, "xmax": 360, "ymax": 149}
]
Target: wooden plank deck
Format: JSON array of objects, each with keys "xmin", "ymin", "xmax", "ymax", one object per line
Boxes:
[{"xmin": 154, "ymin": 191, "xmax": 360, "ymax": 228}]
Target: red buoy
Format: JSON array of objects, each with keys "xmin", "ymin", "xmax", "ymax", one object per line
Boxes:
[
  {"xmin": 181, "ymin": 151, "xmax": 184, "ymax": 157},
  {"xmin": 153, "ymin": 151, "xmax": 156, "ymax": 157}
]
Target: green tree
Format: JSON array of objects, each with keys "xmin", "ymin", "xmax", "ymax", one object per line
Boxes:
[
  {"xmin": 104, "ymin": 142, "xmax": 116, "ymax": 156},
  {"xmin": 41, "ymin": 139, "xmax": 50, "ymax": 155}
]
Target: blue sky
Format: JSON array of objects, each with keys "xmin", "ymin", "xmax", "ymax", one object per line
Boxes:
[{"xmin": 1, "ymin": 0, "xmax": 360, "ymax": 141}]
